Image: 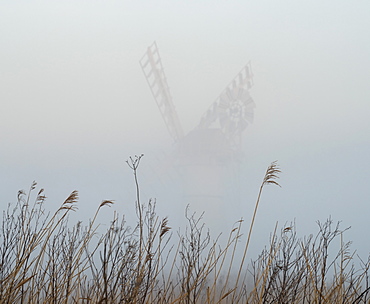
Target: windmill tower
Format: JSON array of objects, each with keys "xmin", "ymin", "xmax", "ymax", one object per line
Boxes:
[{"xmin": 140, "ymin": 42, "xmax": 255, "ymax": 226}]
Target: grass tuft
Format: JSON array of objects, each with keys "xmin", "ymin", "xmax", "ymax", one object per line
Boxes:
[{"xmin": 0, "ymin": 159, "xmax": 369, "ymax": 303}]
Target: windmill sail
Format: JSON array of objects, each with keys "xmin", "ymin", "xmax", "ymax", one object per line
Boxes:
[
  {"xmin": 198, "ymin": 62, "xmax": 255, "ymax": 148},
  {"xmin": 140, "ymin": 42, "xmax": 184, "ymax": 143}
]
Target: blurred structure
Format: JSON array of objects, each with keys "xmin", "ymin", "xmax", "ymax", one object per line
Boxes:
[{"xmin": 140, "ymin": 42, "xmax": 255, "ymax": 225}]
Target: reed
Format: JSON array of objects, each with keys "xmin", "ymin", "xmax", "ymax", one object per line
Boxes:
[{"xmin": 0, "ymin": 159, "xmax": 369, "ymax": 303}]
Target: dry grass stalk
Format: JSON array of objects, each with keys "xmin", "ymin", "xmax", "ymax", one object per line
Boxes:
[{"xmin": 0, "ymin": 159, "xmax": 369, "ymax": 303}]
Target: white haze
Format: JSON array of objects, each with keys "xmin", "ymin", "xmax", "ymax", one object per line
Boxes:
[{"xmin": 1, "ymin": 1, "xmax": 370, "ymax": 259}]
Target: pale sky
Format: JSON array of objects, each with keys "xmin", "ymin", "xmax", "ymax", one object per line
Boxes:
[{"xmin": 1, "ymin": 1, "xmax": 370, "ymax": 258}]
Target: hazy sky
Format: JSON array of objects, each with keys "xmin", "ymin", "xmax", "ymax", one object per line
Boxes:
[{"xmin": 1, "ymin": 1, "xmax": 370, "ymax": 258}]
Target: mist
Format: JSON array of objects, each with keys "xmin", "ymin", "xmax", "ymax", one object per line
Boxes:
[{"xmin": 1, "ymin": 1, "xmax": 370, "ymax": 261}]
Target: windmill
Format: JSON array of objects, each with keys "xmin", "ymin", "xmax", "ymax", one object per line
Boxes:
[{"xmin": 140, "ymin": 42, "xmax": 255, "ymax": 224}]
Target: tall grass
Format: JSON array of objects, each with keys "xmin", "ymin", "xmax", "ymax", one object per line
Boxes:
[{"xmin": 0, "ymin": 157, "xmax": 369, "ymax": 303}]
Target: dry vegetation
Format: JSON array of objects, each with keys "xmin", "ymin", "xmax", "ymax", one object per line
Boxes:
[{"xmin": 1, "ymin": 156, "xmax": 369, "ymax": 303}]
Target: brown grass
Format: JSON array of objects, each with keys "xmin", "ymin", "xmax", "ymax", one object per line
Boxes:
[{"xmin": 0, "ymin": 158, "xmax": 369, "ymax": 303}]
